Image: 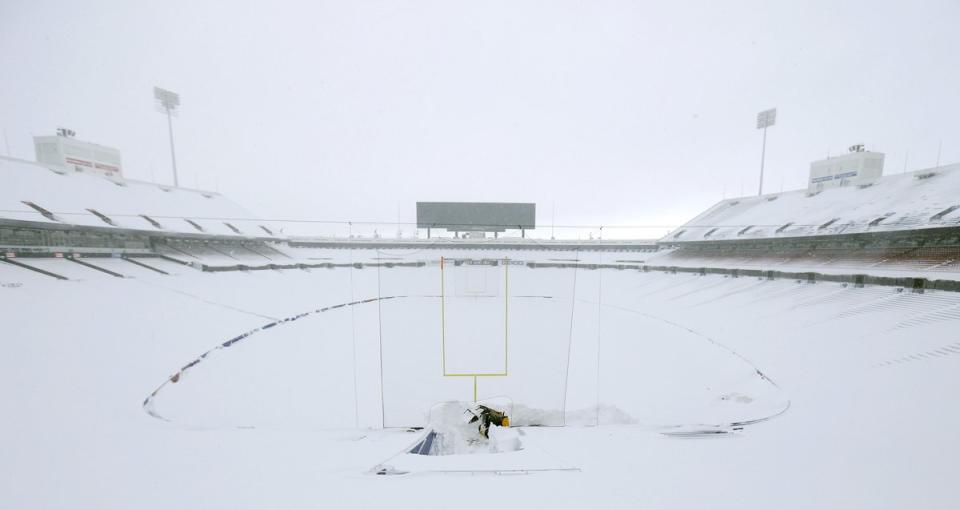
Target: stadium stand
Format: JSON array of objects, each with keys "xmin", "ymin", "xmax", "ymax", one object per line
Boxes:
[
  {"xmin": 0, "ymin": 156, "xmax": 273, "ymax": 238},
  {"xmin": 654, "ymin": 162, "xmax": 960, "ymax": 278},
  {"xmin": 665, "ymin": 163, "xmax": 960, "ymax": 242},
  {"xmin": 0, "ymin": 155, "xmax": 296, "ymax": 274},
  {"xmin": 4, "ymin": 149, "xmax": 960, "ymax": 285}
]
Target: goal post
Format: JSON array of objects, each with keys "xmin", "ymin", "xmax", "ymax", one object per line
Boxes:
[{"xmin": 375, "ymin": 251, "xmax": 574, "ymax": 428}]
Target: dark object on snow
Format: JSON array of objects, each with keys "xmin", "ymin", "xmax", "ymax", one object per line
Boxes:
[
  {"xmin": 409, "ymin": 430, "xmax": 439, "ymax": 455},
  {"xmin": 466, "ymin": 405, "xmax": 510, "ymax": 438},
  {"xmin": 374, "ymin": 465, "xmax": 408, "ymax": 475}
]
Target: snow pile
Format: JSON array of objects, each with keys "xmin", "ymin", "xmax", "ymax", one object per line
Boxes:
[
  {"xmin": 423, "ymin": 401, "xmax": 522, "ymax": 456},
  {"xmin": 372, "ymin": 398, "xmax": 573, "ymax": 477}
]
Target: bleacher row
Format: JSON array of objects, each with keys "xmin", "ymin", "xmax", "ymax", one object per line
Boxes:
[
  {"xmin": 0, "ymin": 244, "xmax": 307, "ymax": 282},
  {"xmin": 652, "ymin": 245, "xmax": 960, "ymax": 275},
  {"xmin": 0, "ymin": 254, "xmax": 183, "ymax": 282},
  {"xmin": 153, "ymin": 241, "xmax": 294, "ymax": 266}
]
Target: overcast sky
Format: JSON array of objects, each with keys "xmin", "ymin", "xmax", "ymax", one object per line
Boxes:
[{"xmin": 2, "ymin": 0, "xmax": 958, "ymax": 237}]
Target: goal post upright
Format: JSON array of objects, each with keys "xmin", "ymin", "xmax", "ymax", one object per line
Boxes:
[
  {"xmin": 440, "ymin": 256, "xmax": 446, "ymax": 376},
  {"xmin": 504, "ymin": 257, "xmax": 509, "ymax": 375}
]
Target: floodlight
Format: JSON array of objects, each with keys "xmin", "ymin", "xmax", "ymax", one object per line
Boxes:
[
  {"xmin": 756, "ymin": 108, "xmax": 776, "ymax": 129},
  {"xmin": 154, "ymin": 87, "xmax": 180, "ymax": 114},
  {"xmin": 154, "ymin": 86, "xmax": 181, "ymax": 187}
]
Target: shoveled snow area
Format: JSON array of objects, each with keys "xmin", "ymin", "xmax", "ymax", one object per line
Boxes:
[{"xmin": 1, "ymin": 248, "xmax": 958, "ymax": 509}]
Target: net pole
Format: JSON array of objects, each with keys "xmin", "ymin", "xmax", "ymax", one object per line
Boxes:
[
  {"xmin": 561, "ymin": 241, "xmax": 581, "ymax": 426},
  {"xmin": 348, "ymin": 237, "xmax": 360, "ymax": 428},
  {"xmin": 595, "ymin": 247, "xmax": 603, "ymax": 427},
  {"xmin": 376, "ymin": 249, "xmax": 386, "ymax": 428}
]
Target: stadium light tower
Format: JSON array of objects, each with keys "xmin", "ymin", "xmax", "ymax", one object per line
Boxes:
[
  {"xmin": 756, "ymin": 107, "xmax": 777, "ymax": 196},
  {"xmin": 154, "ymin": 86, "xmax": 181, "ymax": 187}
]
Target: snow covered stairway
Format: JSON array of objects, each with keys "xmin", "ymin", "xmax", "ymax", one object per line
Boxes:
[
  {"xmin": 0, "ymin": 256, "xmax": 68, "ymax": 280},
  {"xmin": 67, "ymin": 256, "xmax": 124, "ymax": 278}
]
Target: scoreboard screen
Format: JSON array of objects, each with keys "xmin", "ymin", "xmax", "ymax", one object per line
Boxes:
[{"xmin": 416, "ymin": 202, "xmax": 535, "ymax": 232}]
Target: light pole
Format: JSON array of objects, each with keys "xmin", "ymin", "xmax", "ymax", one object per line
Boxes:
[
  {"xmin": 154, "ymin": 87, "xmax": 181, "ymax": 187},
  {"xmin": 756, "ymin": 108, "xmax": 777, "ymax": 196}
]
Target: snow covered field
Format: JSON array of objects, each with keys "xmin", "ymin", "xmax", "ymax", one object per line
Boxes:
[{"xmin": 2, "ymin": 248, "xmax": 958, "ymax": 509}]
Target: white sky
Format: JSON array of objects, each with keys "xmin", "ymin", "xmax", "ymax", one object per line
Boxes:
[{"xmin": 2, "ymin": 0, "xmax": 958, "ymax": 237}]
